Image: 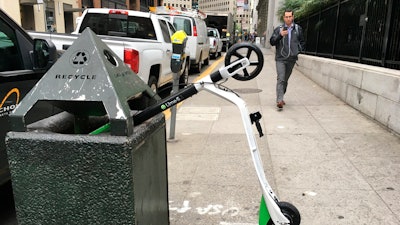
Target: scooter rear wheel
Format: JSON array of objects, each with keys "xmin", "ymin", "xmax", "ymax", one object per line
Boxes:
[{"xmin": 266, "ymin": 201, "xmax": 301, "ymax": 225}]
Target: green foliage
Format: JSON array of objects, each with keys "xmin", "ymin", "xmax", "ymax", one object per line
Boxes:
[
  {"xmin": 277, "ymin": 0, "xmax": 338, "ymax": 21},
  {"xmin": 277, "ymin": 0, "xmax": 303, "ymax": 16}
]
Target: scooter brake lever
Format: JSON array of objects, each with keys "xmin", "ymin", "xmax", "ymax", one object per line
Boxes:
[{"xmin": 250, "ymin": 112, "xmax": 264, "ymax": 137}]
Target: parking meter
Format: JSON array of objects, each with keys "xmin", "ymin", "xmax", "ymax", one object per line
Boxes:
[
  {"xmin": 170, "ymin": 30, "xmax": 187, "ymax": 73},
  {"xmin": 168, "ymin": 30, "xmax": 187, "ymax": 140}
]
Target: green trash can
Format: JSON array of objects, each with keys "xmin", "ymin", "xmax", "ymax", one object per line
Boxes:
[{"xmin": 6, "ymin": 28, "xmax": 169, "ymax": 225}]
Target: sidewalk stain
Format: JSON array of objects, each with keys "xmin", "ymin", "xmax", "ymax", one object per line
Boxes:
[{"xmin": 163, "ymin": 55, "xmax": 225, "ymax": 120}]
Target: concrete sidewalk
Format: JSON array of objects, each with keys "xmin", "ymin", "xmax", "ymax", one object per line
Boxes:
[{"xmin": 165, "ymin": 46, "xmax": 400, "ymax": 225}]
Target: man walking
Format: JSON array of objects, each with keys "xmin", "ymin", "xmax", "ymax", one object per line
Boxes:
[{"xmin": 270, "ymin": 9, "xmax": 305, "ymax": 109}]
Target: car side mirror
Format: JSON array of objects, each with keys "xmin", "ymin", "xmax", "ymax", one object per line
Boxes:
[{"xmin": 33, "ymin": 39, "xmax": 57, "ymax": 71}]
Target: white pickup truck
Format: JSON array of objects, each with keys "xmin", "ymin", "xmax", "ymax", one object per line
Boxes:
[{"xmin": 29, "ymin": 8, "xmax": 190, "ymax": 93}]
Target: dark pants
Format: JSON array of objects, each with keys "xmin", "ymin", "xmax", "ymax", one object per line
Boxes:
[{"xmin": 276, "ymin": 60, "xmax": 296, "ymax": 102}]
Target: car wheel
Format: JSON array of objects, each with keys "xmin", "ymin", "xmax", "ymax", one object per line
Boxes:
[
  {"xmin": 194, "ymin": 53, "xmax": 202, "ymax": 73},
  {"xmin": 148, "ymin": 75, "xmax": 158, "ymax": 94},
  {"xmin": 204, "ymin": 54, "xmax": 210, "ymax": 66},
  {"xmin": 134, "ymin": 75, "xmax": 157, "ymax": 108}
]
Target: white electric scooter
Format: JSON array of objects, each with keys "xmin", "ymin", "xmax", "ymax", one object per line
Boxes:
[{"xmin": 132, "ymin": 43, "xmax": 301, "ymax": 225}]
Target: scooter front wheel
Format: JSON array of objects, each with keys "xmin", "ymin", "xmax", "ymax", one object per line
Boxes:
[
  {"xmin": 265, "ymin": 201, "xmax": 301, "ymax": 225},
  {"xmin": 260, "ymin": 196, "xmax": 301, "ymax": 225},
  {"xmin": 225, "ymin": 43, "xmax": 264, "ymax": 81},
  {"xmin": 278, "ymin": 202, "xmax": 301, "ymax": 225}
]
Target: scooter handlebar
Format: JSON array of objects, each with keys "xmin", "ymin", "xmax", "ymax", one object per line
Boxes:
[{"xmin": 210, "ymin": 58, "xmax": 250, "ymax": 83}]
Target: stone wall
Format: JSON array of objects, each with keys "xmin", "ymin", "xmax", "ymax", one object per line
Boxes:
[{"xmin": 297, "ymin": 54, "xmax": 400, "ymax": 135}]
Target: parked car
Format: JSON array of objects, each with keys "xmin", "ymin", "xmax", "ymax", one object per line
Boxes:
[
  {"xmin": 160, "ymin": 12, "xmax": 210, "ymax": 73},
  {"xmin": 0, "ymin": 9, "xmax": 58, "ymax": 186},
  {"xmin": 29, "ymin": 8, "xmax": 190, "ymax": 93},
  {"xmin": 207, "ymin": 27, "xmax": 223, "ymax": 58}
]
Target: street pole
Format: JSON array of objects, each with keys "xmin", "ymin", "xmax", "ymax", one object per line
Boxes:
[{"xmin": 168, "ymin": 72, "xmax": 179, "ymax": 141}]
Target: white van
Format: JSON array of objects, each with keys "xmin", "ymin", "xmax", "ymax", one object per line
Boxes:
[{"xmin": 161, "ymin": 14, "xmax": 210, "ymax": 73}]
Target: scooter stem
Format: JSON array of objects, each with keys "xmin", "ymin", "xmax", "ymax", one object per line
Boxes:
[
  {"xmin": 197, "ymin": 79, "xmax": 290, "ymax": 225},
  {"xmin": 133, "ymin": 57, "xmax": 290, "ymax": 225}
]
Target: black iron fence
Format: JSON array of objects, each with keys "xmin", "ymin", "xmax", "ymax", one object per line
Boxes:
[{"xmin": 297, "ymin": 0, "xmax": 399, "ymax": 70}]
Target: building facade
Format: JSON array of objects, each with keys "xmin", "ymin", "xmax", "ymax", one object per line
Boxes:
[
  {"xmin": 198, "ymin": 0, "xmax": 234, "ymax": 12},
  {"xmin": 255, "ymin": 0, "xmax": 267, "ymax": 45},
  {"xmin": 162, "ymin": 0, "xmax": 192, "ymax": 10},
  {"xmin": 1, "ymin": 0, "xmax": 80, "ymax": 33},
  {"xmin": 0, "ymin": 0, "xmax": 163, "ymax": 33},
  {"xmin": 197, "ymin": 0, "xmax": 258, "ymax": 40},
  {"xmin": 236, "ymin": 0, "xmax": 250, "ymax": 33}
]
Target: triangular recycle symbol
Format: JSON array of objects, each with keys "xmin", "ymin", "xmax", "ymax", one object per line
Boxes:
[{"xmin": 10, "ymin": 28, "xmax": 157, "ymax": 136}]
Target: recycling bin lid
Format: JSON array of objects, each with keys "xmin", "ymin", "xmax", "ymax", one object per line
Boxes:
[{"xmin": 10, "ymin": 28, "xmax": 157, "ymax": 136}]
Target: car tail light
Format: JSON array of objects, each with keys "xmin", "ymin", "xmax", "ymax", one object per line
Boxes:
[
  {"xmin": 213, "ymin": 40, "xmax": 217, "ymax": 46},
  {"xmin": 193, "ymin": 26, "xmax": 198, "ymax": 36},
  {"xmin": 109, "ymin": 9, "xmax": 128, "ymax": 15},
  {"xmin": 124, "ymin": 48, "xmax": 139, "ymax": 74}
]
